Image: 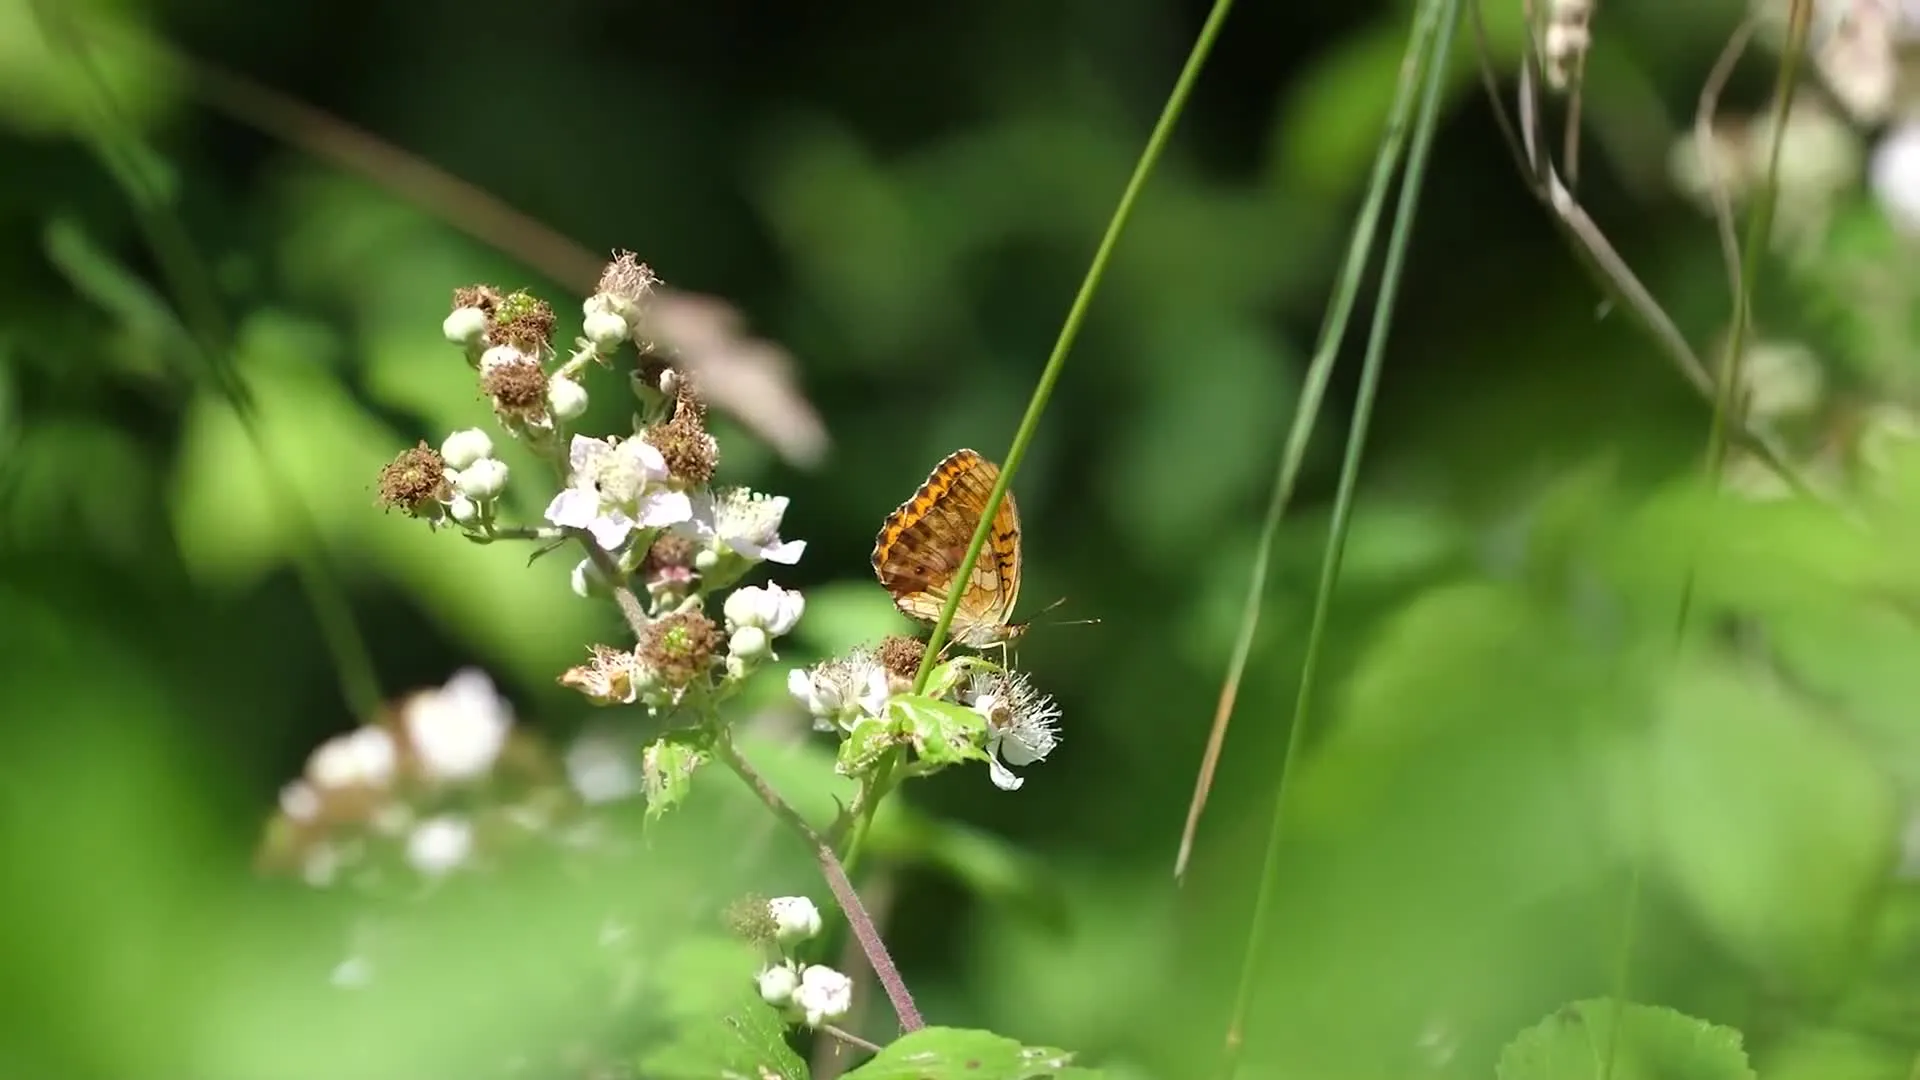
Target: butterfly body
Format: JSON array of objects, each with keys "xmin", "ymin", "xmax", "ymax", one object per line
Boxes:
[{"xmin": 871, "ymin": 448, "xmax": 1025, "ymax": 648}]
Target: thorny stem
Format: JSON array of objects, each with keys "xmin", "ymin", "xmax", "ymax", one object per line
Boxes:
[{"xmin": 712, "ymin": 733, "xmax": 925, "ymax": 1033}]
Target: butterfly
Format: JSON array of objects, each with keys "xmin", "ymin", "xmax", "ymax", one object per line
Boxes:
[{"xmin": 871, "ymin": 448, "xmax": 1026, "ymax": 649}]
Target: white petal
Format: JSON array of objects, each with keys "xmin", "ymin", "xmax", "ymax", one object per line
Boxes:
[
  {"xmin": 636, "ymin": 490, "xmax": 693, "ymax": 527},
  {"xmin": 544, "ymin": 487, "xmax": 598, "ymax": 530},
  {"xmin": 566, "ymin": 434, "xmax": 605, "ymax": 472},
  {"xmin": 586, "ymin": 511, "xmax": 637, "ymax": 551},
  {"xmin": 987, "ymin": 750, "xmax": 1025, "ymax": 791},
  {"xmin": 761, "ymin": 538, "xmax": 807, "ymax": 565},
  {"xmin": 626, "ymin": 437, "xmax": 670, "ymax": 477}
]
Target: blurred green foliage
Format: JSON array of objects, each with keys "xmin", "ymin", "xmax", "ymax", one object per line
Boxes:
[{"xmin": 6, "ymin": 0, "xmax": 1920, "ymax": 1076}]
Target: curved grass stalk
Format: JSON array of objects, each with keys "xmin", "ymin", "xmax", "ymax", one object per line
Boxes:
[
  {"xmin": 1217, "ymin": 0, "xmax": 1459, "ymax": 1072},
  {"xmin": 834, "ymin": 0, "xmax": 1242, "ymax": 875}
]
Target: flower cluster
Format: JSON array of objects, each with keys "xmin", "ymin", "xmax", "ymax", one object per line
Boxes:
[
  {"xmin": 787, "ymin": 641, "xmax": 1061, "ymax": 792},
  {"xmin": 734, "ymin": 895, "xmax": 854, "ymax": 1029},
  {"xmin": 257, "ymin": 670, "xmax": 587, "ymax": 889}
]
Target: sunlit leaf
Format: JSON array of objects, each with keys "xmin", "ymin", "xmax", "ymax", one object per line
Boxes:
[
  {"xmin": 1496, "ymin": 999, "xmax": 1755, "ymax": 1080},
  {"xmin": 841, "ymin": 1027, "xmax": 1095, "ymax": 1080}
]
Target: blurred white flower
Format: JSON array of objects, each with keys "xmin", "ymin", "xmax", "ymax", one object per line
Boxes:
[
  {"xmin": 965, "ymin": 671, "xmax": 1061, "ymax": 792},
  {"xmin": 1871, "ymin": 120, "xmax": 1920, "ymax": 237},
  {"xmin": 545, "ymin": 434, "xmax": 693, "ymax": 551},
  {"xmin": 403, "ymin": 668, "xmax": 513, "ymax": 784},
  {"xmin": 448, "ymin": 494, "xmax": 480, "ymax": 525},
  {"xmin": 279, "ymin": 780, "xmax": 322, "ymax": 823},
  {"xmin": 405, "ymin": 815, "xmax": 475, "ymax": 877},
  {"xmin": 565, "ymin": 729, "xmax": 641, "ymax": 805},
  {"xmin": 767, "ymin": 896, "xmax": 823, "ymax": 944},
  {"xmin": 307, "ymin": 726, "xmax": 398, "ymax": 791},
  {"xmin": 791, "ymin": 964, "xmax": 853, "ymax": 1027},
  {"xmin": 724, "ymin": 583, "xmax": 806, "ymax": 636},
  {"xmin": 682, "ymin": 487, "xmax": 806, "ymax": 564}
]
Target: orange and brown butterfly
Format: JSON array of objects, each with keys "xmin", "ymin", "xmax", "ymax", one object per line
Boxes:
[{"xmin": 870, "ymin": 448, "xmax": 1026, "ymax": 649}]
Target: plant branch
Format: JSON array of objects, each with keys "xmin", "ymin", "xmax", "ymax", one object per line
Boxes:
[{"xmin": 713, "ymin": 733, "xmax": 924, "ymax": 1033}]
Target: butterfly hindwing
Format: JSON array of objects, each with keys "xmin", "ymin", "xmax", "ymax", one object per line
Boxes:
[{"xmin": 871, "ymin": 448, "xmax": 1024, "ymax": 645}]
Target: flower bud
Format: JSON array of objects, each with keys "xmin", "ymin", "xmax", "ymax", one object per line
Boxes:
[
  {"xmin": 584, "ymin": 309, "xmax": 629, "ymax": 351},
  {"xmin": 729, "ymin": 625, "xmax": 771, "ymax": 664},
  {"xmin": 441, "ymin": 428, "xmax": 494, "ymax": 469},
  {"xmin": 548, "ymin": 374, "xmax": 590, "ymax": 421},
  {"xmin": 757, "ymin": 963, "xmax": 800, "ymax": 1007},
  {"xmin": 453, "ymin": 457, "xmax": 509, "ymax": 501},
  {"xmin": 448, "ymin": 494, "xmax": 481, "ymax": 525},
  {"xmin": 768, "ymin": 896, "xmax": 822, "ymax": 944},
  {"xmin": 443, "ymin": 306, "xmax": 488, "ymax": 347},
  {"xmin": 791, "ymin": 964, "xmax": 853, "ymax": 1027},
  {"xmin": 723, "ymin": 584, "xmax": 805, "ymax": 636}
]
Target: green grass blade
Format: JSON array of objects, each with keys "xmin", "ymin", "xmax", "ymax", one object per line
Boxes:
[{"xmin": 1219, "ymin": 0, "xmax": 1459, "ymax": 1071}]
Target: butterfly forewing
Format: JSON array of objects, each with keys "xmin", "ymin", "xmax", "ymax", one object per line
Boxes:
[{"xmin": 871, "ymin": 448, "xmax": 1024, "ymax": 646}]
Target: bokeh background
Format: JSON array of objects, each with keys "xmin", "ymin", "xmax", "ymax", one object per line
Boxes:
[{"xmin": 6, "ymin": 0, "xmax": 1920, "ymax": 1076}]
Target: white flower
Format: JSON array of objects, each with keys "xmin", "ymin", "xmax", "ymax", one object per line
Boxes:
[
  {"xmin": 544, "ymin": 434, "xmax": 693, "ymax": 551},
  {"xmin": 680, "ymin": 488, "xmax": 806, "ymax": 565},
  {"xmin": 757, "ymin": 963, "xmax": 800, "ymax": 1007},
  {"xmin": 965, "ymin": 671, "xmax": 1061, "ymax": 792},
  {"xmin": 405, "ymin": 815, "xmax": 474, "ymax": 877},
  {"xmin": 791, "ymin": 965, "xmax": 854, "ymax": 1028},
  {"xmin": 548, "ymin": 374, "xmax": 590, "ymax": 420},
  {"xmin": 443, "ymin": 307, "xmax": 489, "ymax": 348},
  {"xmin": 723, "ymin": 584, "xmax": 806, "ymax": 636},
  {"xmin": 1871, "ymin": 120, "xmax": 1920, "ymax": 237},
  {"xmin": 453, "ymin": 457, "xmax": 509, "ymax": 501},
  {"xmin": 307, "ymin": 726, "xmax": 398, "ymax": 791},
  {"xmin": 279, "ymin": 780, "xmax": 322, "ymax": 823},
  {"xmin": 440, "ymin": 428, "xmax": 494, "ymax": 469},
  {"xmin": 448, "ymin": 494, "xmax": 481, "ymax": 525},
  {"xmin": 788, "ymin": 652, "xmax": 890, "ymax": 731},
  {"xmin": 767, "ymin": 896, "xmax": 823, "ymax": 944},
  {"xmin": 402, "ymin": 668, "xmax": 514, "ymax": 784}
]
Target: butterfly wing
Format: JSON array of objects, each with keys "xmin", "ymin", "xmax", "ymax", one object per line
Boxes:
[{"xmin": 872, "ymin": 449, "xmax": 1023, "ymax": 645}]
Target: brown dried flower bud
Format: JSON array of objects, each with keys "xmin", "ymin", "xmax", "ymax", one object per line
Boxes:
[
  {"xmin": 376, "ymin": 442, "xmax": 450, "ymax": 515},
  {"xmin": 639, "ymin": 611, "xmax": 721, "ymax": 690}
]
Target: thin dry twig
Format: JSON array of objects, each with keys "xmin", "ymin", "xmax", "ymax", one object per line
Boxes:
[
  {"xmin": 130, "ymin": 32, "xmax": 831, "ymax": 467},
  {"xmin": 1466, "ymin": 0, "xmax": 1821, "ymax": 500}
]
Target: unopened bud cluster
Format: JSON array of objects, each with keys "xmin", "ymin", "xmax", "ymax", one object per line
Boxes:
[{"xmin": 734, "ymin": 894, "xmax": 853, "ymax": 1029}]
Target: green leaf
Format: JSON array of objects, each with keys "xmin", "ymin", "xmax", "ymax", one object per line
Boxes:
[
  {"xmin": 642, "ymin": 734, "xmax": 712, "ymax": 820},
  {"xmin": 1495, "ymin": 999, "xmax": 1755, "ymax": 1080},
  {"xmin": 888, "ymin": 694, "xmax": 989, "ymax": 769},
  {"xmin": 1646, "ymin": 660, "xmax": 1896, "ymax": 989},
  {"xmin": 639, "ymin": 939, "xmax": 807, "ymax": 1080},
  {"xmin": 841, "ymin": 1027, "xmax": 1096, "ymax": 1080},
  {"xmin": 923, "ymin": 655, "xmax": 996, "ymax": 701},
  {"xmin": 837, "ymin": 717, "xmax": 899, "ymax": 777}
]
